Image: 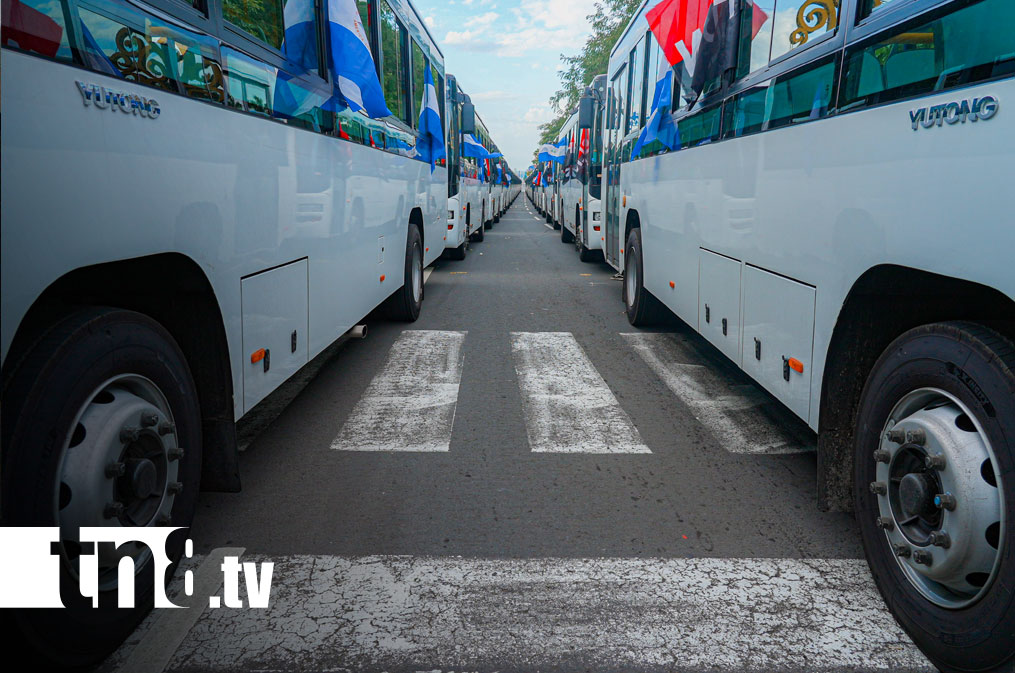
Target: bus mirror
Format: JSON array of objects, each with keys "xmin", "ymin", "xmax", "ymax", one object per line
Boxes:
[
  {"xmin": 461, "ymin": 103, "xmax": 476, "ymax": 135},
  {"xmin": 578, "ymin": 96, "xmax": 594, "ymax": 130}
]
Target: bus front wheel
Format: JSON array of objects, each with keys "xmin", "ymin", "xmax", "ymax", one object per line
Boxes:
[
  {"xmin": 854, "ymin": 321, "xmax": 1014, "ymax": 673},
  {"xmin": 1, "ymin": 307, "xmax": 202, "ymax": 666}
]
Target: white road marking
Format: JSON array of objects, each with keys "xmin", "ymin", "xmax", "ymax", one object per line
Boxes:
[
  {"xmin": 623, "ymin": 332, "xmax": 814, "ymax": 454},
  {"xmin": 511, "ymin": 332, "xmax": 649, "ymax": 453},
  {"xmin": 165, "ymin": 555, "xmax": 934, "ymax": 672},
  {"xmin": 331, "ymin": 330, "xmax": 466, "ymax": 452},
  {"xmin": 110, "ymin": 547, "xmax": 245, "ymax": 673}
]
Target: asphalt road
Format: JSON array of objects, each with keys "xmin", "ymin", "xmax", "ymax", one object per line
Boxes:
[{"xmin": 102, "ymin": 195, "xmax": 935, "ymax": 673}]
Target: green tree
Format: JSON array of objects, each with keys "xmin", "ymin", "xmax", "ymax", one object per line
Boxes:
[{"xmin": 535, "ymin": 0, "xmax": 642, "ymax": 148}]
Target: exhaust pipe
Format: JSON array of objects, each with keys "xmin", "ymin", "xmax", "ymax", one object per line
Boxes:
[{"xmin": 348, "ymin": 324, "xmax": 368, "ymax": 339}]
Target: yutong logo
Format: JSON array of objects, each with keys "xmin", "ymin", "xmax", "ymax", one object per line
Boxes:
[
  {"xmin": 76, "ymin": 81, "xmax": 161, "ymax": 119},
  {"xmin": 0, "ymin": 527, "xmax": 273, "ymax": 609},
  {"xmin": 910, "ymin": 96, "xmax": 998, "ymax": 131}
]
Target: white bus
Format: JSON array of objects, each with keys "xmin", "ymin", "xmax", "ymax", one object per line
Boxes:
[
  {"xmin": 444, "ymin": 75, "xmax": 485, "ymax": 259},
  {"xmin": 597, "ymin": 0, "xmax": 1014, "ymax": 670},
  {"xmin": 1, "ymin": 0, "xmax": 446, "ymax": 662},
  {"xmin": 556, "ymin": 76, "xmax": 607, "ymax": 262}
]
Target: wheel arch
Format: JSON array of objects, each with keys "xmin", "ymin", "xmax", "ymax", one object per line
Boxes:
[
  {"xmin": 1, "ymin": 252, "xmax": 240, "ymax": 493},
  {"xmin": 817, "ymin": 264, "xmax": 1015, "ymax": 511}
]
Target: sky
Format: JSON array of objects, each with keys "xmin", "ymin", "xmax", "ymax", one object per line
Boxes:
[{"xmin": 413, "ymin": 0, "xmax": 602, "ymax": 172}]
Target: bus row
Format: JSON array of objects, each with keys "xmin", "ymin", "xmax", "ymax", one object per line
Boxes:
[
  {"xmin": 1, "ymin": 0, "xmax": 517, "ymax": 662},
  {"xmin": 529, "ymin": 1, "xmax": 1014, "ymax": 671}
]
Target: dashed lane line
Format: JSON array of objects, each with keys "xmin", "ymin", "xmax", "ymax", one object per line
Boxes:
[
  {"xmin": 511, "ymin": 332, "xmax": 649, "ymax": 453},
  {"xmin": 331, "ymin": 330, "xmax": 466, "ymax": 452}
]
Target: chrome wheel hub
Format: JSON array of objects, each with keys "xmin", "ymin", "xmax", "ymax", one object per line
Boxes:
[
  {"xmin": 412, "ymin": 243, "xmax": 423, "ymax": 303},
  {"xmin": 57, "ymin": 375, "xmax": 181, "ymax": 590},
  {"xmin": 873, "ymin": 388, "xmax": 1004, "ymax": 608}
]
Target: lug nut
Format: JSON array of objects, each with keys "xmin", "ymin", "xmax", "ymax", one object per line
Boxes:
[
  {"xmin": 158, "ymin": 421, "xmax": 175, "ymax": 436},
  {"xmin": 925, "ymin": 454, "xmax": 946, "ymax": 470},
  {"xmin": 869, "ymin": 481, "xmax": 888, "ymax": 495},
  {"xmin": 885, "ymin": 429, "xmax": 906, "ymax": 444},
  {"xmin": 873, "ymin": 449, "xmax": 891, "ymax": 463},
  {"xmin": 934, "ymin": 493, "xmax": 957, "ymax": 511},
  {"xmin": 905, "ymin": 428, "xmax": 926, "ymax": 446},
  {"xmin": 913, "ymin": 549, "xmax": 933, "ymax": 566},
  {"xmin": 167, "ymin": 481, "xmax": 183, "ymax": 495},
  {"xmin": 876, "ymin": 516, "xmax": 895, "ymax": 531},
  {"xmin": 928, "ymin": 530, "xmax": 951, "ymax": 548},
  {"xmin": 104, "ymin": 502, "xmax": 125, "ymax": 519},
  {"xmin": 105, "ymin": 462, "xmax": 126, "ymax": 478},
  {"xmin": 167, "ymin": 447, "xmax": 185, "ymax": 462},
  {"xmin": 141, "ymin": 412, "xmax": 159, "ymax": 427},
  {"xmin": 893, "ymin": 544, "xmax": 911, "ymax": 558},
  {"xmin": 120, "ymin": 426, "xmax": 140, "ymax": 443}
]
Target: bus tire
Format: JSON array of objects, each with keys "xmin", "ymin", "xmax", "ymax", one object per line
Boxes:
[
  {"xmin": 384, "ymin": 224, "xmax": 424, "ymax": 321},
  {"xmin": 448, "ymin": 242, "xmax": 467, "ymax": 261},
  {"xmin": 1, "ymin": 307, "xmax": 202, "ymax": 667},
  {"xmin": 624, "ymin": 228, "xmax": 667, "ymax": 326},
  {"xmin": 561, "ymin": 222, "xmax": 574, "ymax": 244},
  {"xmin": 471, "ymin": 223, "xmax": 485, "ymax": 243},
  {"xmin": 854, "ymin": 321, "xmax": 1015, "ymax": 673},
  {"xmin": 579, "ymin": 245, "xmax": 598, "ymax": 263}
]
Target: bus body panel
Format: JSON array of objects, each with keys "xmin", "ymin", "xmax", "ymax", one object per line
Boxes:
[
  {"xmin": 1, "ymin": 51, "xmax": 448, "ymax": 418},
  {"xmin": 621, "ymin": 77, "xmax": 1015, "ymax": 430}
]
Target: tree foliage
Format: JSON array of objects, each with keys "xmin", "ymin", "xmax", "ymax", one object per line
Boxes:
[{"xmin": 534, "ymin": 0, "xmax": 642, "ymax": 154}]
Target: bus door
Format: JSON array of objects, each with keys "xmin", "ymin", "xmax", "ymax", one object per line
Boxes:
[{"xmin": 605, "ymin": 64, "xmax": 627, "ymax": 267}]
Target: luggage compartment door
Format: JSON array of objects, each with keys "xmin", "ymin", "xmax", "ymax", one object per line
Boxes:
[
  {"xmin": 741, "ymin": 265, "xmax": 815, "ymax": 420},
  {"xmin": 241, "ymin": 259, "xmax": 309, "ymax": 413},
  {"xmin": 698, "ymin": 249, "xmax": 742, "ymax": 364}
]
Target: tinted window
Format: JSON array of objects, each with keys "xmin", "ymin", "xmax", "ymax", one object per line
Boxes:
[
  {"xmin": 727, "ymin": 56, "xmax": 835, "ymax": 137},
  {"xmin": 739, "ymin": 0, "xmax": 838, "ymax": 75},
  {"xmin": 379, "ymin": 1, "xmax": 408, "ymax": 124},
  {"xmin": 628, "ymin": 37, "xmax": 646, "ymax": 133},
  {"xmin": 222, "ymin": 0, "xmax": 284, "ymax": 50},
  {"xmin": 223, "ymin": 46, "xmax": 275, "ymax": 115},
  {"xmin": 858, "ymin": 0, "xmax": 899, "ymax": 22},
  {"xmin": 280, "ymin": 0, "xmax": 319, "ymax": 71},
  {"xmin": 841, "ymin": 0, "xmax": 1015, "ymax": 110},
  {"xmin": 411, "ymin": 38, "xmax": 426, "ymax": 122},
  {"xmin": 1, "ymin": 0, "xmax": 73, "ymax": 61},
  {"xmin": 678, "ymin": 104, "xmax": 722, "ymax": 148}
]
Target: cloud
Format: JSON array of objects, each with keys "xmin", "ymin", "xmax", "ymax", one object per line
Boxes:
[
  {"xmin": 470, "ymin": 90, "xmax": 516, "ymax": 102},
  {"xmin": 464, "ymin": 11, "xmax": 499, "ymax": 28},
  {"xmin": 523, "ymin": 105, "xmax": 553, "ymax": 123}
]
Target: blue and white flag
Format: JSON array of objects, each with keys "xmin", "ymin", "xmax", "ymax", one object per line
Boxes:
[
  {"xmin": 282, "ymin": 0, "xmax": 318, "ymax": 71},
  {"xmin": 540, "ymin": 137, "xmax": 567, "ymax": 164},
  {"xmin": 462, "ymin": 133, "xmax": 501, "ymax": 159},
  {"xmin": 633, "ymin": 61, "xmax": 680, "ymax": 157},
  {"xmin": 497, "ymin": 163, "xmax": 503, "ymax": 183},
  {"xmin": 326, "ymin": 0, "xmax": 391, "ymax": 118},
  {"xmin": 416, "ymin": 62, "xmax": 446, "ymax": 172}
]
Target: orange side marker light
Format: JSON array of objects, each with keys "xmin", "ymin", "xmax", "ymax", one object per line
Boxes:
[
  {"xmin": 788, "ymin": 357, "xmax": 804, "ymax": 374},
  {"xmin": 250, "ymin": 348, "xmax": 266, "ymax": 364},
  {"xmin": 669, "ymin": 281, "xmax": 675, "ymax": 289},
  {"xmin": 380, "ymin": 274, "xmax": 386, "ymax": 282}
]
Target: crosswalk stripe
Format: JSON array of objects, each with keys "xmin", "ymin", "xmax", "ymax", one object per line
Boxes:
[
  {"xmin": 331, "ymin": 330, "xmax": 466, "ymax": 452},
  {"xmin": 147, "ymin": 555, "xmax": 932, "ymax": 672},
  {"xmin": 623, "ymin": 332, "xmax": 814, "ymax": 454},
  {"xmin": 511, "ymin": 332, "xmax": 649, "ymax": 453}
]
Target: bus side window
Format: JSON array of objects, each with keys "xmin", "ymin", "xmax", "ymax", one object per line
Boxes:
[
  {"xmin": 379, "ymin": 1, "xmax": 409, "ymax": 126},
  {"xmin": 840, "ymin": 0, "xmax": 1015, "ymax": 111},
  {"xmin": 738, "ymin": 0, "xmax": 839, "ymax": 76},
  {"xmin": 725, "ymin": 55, "xmax": 836, "ymax": 138},
  {"xmin": 1, "ymin": 0, "xmax": 73, "ymax": 62},
  {"xmin": 222, "ymin": 0, "xmax": 284, "ymax": 51},
  {"xmin": 223, "ymin": 46, "xmax": 275, "ymax": 115}
]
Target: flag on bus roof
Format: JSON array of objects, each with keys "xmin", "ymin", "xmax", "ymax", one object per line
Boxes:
[
  {"xmin": 633, "ymin": 61, "xmax": 680, "ymax": 157},
  {"xmin": 326, "ymin": 0, "xmax": 391, "ymax": 118},
  {"xmin": 463, "ymin": 133, "xmax": 500, "ymax": 159},
  {"xmin": 416, "ymin": 62, "xmax": 446, "ymax": 172}
]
